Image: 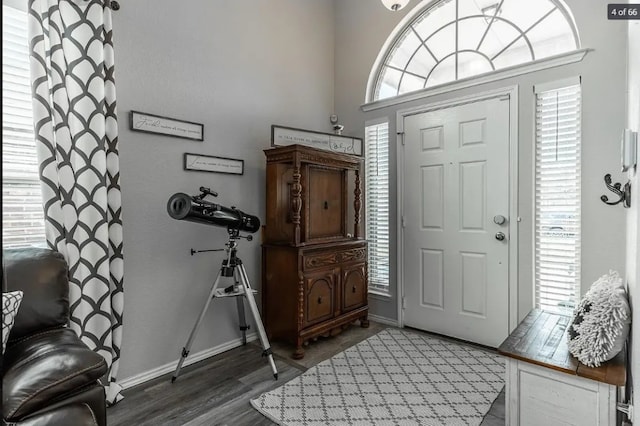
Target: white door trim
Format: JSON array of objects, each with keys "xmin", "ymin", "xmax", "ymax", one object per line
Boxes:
[{"xmin": 395, "ymin": 85, "xmax": 520, "ymax": 334}]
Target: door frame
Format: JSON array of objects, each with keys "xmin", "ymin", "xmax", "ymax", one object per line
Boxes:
[{"xmin": 395, "ymin": 85, "xmax": 520, "ymax": 334}]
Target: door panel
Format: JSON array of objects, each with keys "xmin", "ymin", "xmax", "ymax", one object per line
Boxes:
[
  {"xmin": 421, "ymin": 165, "xmax": 444, "ymax": 229},
  {"xmin": 403, "ymin": 96, "xmax": 510, "ymax": 347},
  {"xmin": 460, "ymin": 251, "xmax": 487, "ymax": 316},
  {"xmin": 421, "ymin": 249, "xmax": 444, "ymax": 309},
  {"xmin": 460, "ymin": 161, "xmax": 486, "ymax": 230}
]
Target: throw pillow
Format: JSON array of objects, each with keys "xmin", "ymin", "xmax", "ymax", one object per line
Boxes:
[
  {"xmin": 567, "ymin": 270, "xmax": 630, "ymax": 367},
  {"xmin": 2, "ymin": 290, "xmax": 24, "ymax": 353}
]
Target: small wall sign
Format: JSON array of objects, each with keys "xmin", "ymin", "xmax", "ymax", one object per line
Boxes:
[
  {"xmin": 184, "ymin": 153, "xmax": 244, "ymax": 175},
  {"xmin": 130, "ymin": 111, "xmax": 204, "ymax": 141}
]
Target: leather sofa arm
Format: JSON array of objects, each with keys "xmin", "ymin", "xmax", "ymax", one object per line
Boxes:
[
  {"xmin": 15, "ymin": 403, "xmax": 100, "ymax": 426},
  {"xmin": 2, "ymin": 329, "xmax": 107, "ymax": 422}
]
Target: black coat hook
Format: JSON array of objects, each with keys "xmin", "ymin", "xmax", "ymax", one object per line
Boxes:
[{"xmin": 600, "ymin": 174, "xmax": 631, "ymax": 208}]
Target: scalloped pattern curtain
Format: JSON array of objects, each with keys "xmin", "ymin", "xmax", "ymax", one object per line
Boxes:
[{"xmin": 28, "ymin": 0, "xmax": 124, "ymax": 405}]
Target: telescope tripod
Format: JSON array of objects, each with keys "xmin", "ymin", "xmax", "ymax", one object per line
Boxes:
[{"xmin": 171, "ymin": 230, "xmax": 278, "ymax": 382}]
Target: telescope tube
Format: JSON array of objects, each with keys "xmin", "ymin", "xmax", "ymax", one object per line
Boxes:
[{"xmin": 167, "ymin": 192, "xmax": 260, "ymax": 233}]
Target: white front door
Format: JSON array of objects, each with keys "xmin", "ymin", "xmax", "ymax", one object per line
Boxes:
[{"xmin": 402, "ymin": 96, "xmax": 510, "ymax": 347}]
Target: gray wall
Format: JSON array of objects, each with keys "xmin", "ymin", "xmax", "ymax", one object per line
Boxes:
[
  {"xmin": 625, "ymin": 19, "xmax": 639, "ymax": 413},
  {"xmin": 334, "ymin": 0, "xmax": 628, "ymax": 322},
  {"xmin": 113, "ymin": 0, "xmax": 335, "ymax": 380}
]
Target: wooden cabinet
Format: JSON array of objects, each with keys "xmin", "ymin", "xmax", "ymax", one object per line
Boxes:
[{"xmin": 262, "ymin": 144, "xmax": 369, "ymax": 359}]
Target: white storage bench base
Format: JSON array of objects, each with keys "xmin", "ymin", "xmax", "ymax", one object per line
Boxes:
[
  {"xmin": 506, "ymin": 358, "xmax": 617, "ymax": 425},
  {"xmin": 499, "ymin": 310, "xmax": 625, "ymax": 426}
]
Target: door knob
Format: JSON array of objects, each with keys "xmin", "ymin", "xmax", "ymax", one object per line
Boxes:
[{"xmin": 495, "ymin": 232, "xmax": 506, "ymax": 241}]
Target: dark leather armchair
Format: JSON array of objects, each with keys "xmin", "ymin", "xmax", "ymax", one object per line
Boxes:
[{"xmin": 3, "ymin": 248, "xmax": 108, "ymax": 426}]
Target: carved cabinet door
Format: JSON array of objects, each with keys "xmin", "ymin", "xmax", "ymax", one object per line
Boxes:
[
  {"xmin": 304, "ymin": 268, "xmax": 338, "ymax": 327},
  {"xmin": 306, "ymin": 166, "xmax": 345, "ymax": 242},
  {"xmin": 342, "ymin": 263, "xmax": 366, "ymax": 311}
]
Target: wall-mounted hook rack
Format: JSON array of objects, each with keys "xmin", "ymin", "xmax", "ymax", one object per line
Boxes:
[{"xmin": 600, "ymin": 174, "xmax": 631, "ymax": 208}]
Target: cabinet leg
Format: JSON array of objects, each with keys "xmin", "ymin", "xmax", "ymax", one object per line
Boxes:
[
  {"xmin": 293, "ymin": 337, "xmax": 305, "ymax": 359},
  {"xmin": 293, "ymin": 344, "xmax": 305, "ymax": 360},
  {"xmin": 360, "ymin": 316, "xmax": 370, "ymax": 328}
]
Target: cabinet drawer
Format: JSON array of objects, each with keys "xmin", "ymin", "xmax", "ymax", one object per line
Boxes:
[
  {"xmin": 342, "ymin": 263, "xmax": 366, "ymax": 311},
  {"xmin": 304, "ymin": 247, "xmax": 366, "ymax": 271},
  {"xmin": 304, "ymin": 269, "xmax": 337, "ymax": 327}
]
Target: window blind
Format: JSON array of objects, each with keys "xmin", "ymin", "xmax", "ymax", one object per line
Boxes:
[
  {"xmin": 2, "ymin": 5, "xmax": 47, "ymax": 248},
  {"xmin": 534, "ymin": 82, "xmax": 581, "ymax": 315},
  {"xmin": 365, "ymin": 122, "xmax": 390, "ymax": 293}
]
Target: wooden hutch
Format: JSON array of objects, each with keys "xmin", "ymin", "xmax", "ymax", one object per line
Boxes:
[{"xmin": 262, "ymin": 144, "xmax": 368, "ymax": 359}]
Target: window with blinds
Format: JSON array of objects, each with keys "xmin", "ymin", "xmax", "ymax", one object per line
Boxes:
[
  {"xmin": 534, "ymin": 80, "xmax": 581, "ymax": 315},
  {"xmin": 365, "ymin": 122, "xmax": 390, "ymax": 294},
  {"xmin": 2, "ymin": 5, "xmax": 47, "ymax": 248}
]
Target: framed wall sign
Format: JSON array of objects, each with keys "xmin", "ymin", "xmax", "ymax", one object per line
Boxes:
[
  {"xmin": 271, "ymin": 125, "xmax": 363, "ymax": 157},
  {"xmin": 130, "ymin": 111, "xmax": 204, "ymax": 141},
  {"xmin": 184, "ymin": 153, "xmax": 244, "ymax": 175}
]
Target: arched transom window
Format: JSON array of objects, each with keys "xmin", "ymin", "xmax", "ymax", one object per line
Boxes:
[{"xmin": 372, "ymin": 0, "xmax": 580, "ymax": 101}]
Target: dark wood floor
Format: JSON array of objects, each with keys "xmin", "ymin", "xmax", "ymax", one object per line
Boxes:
[{"xmin": 108, "ymin": 322, "xmax": 505, "ymax": 425}]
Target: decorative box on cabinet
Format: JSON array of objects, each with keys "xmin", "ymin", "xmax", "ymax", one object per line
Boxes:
[{"xmin": 262, "ymin": 144, "xmax": 369, "ymax": 359}]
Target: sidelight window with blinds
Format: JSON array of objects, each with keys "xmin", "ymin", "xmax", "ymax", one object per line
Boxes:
[
  {"xmin": 534, "ymin": 78, "xmax": 581, "ymax": 315},
  {"xmin": 365, "ymin": 121, "xmax": 390, "ymax": 294},
  {"xmin": 2, "ymin": 4, "xmax": 47, "ymax": 248}
]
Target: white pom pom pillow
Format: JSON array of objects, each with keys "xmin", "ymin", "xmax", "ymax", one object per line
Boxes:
[{"xmin": 567, "ymin": 271, "xmax": 630, "ymax": 367}]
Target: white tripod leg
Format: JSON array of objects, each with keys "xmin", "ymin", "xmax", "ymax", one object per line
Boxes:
[
  {"xmin": 237, "ymin": 263, "xmax": 278, "ymax": 379},
  {"xmin": 171, "ymin": 270, "xmax": 224, "ymax": 383}
]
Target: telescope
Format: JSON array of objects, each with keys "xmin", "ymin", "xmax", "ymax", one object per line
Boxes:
[
  {"xmin": 168, "ymin": 186, "xmax": 278, "ymax": 383},
  {"xmin": 167, "ymin": 187, "xmax": 260, "ymax": 234}
]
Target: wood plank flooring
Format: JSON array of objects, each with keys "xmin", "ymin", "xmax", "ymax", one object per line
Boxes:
[{"xmin": 108, "ymin": 322, "xmax": 505, "ymax": 425}]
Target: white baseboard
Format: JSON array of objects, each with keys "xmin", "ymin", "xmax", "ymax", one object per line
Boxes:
[
  {"xmin": 368, "ymin": 314, "xmax": 399, "ymax": 327},
  {"xmin": 119, "ymin": 333, "xmax": 258, "ymax": 390}
]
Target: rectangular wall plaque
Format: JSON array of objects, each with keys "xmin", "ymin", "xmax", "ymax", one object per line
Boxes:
[
  {"xmin": 183, "ymin": 153, "xmax": 244, "ymax": 175},
  {"xmin": 271, "ymin": 125, "xmax": 363, "ymax": 156},
  {"xmin": 130, "ymin": 111, "xmax": 204, "ymax": 141}
]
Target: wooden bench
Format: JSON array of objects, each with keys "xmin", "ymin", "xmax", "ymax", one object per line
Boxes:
[{"xmin": 498, "ymin": 309, "xmax": 626, "ymax": 426}]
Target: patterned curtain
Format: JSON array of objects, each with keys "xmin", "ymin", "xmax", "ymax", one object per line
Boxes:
[{"xmin": 28, "ymin": 0, "xmax": 125, "ymax": 405}]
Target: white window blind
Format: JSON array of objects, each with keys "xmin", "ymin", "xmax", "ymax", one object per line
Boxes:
[
  {"xmin": 365, "ymin": 122, "xmax": 390, "ymax": 293},
  {"xmin": 2, "ymin": 5, "xmax": 47, "ymax": 249},
  {"xmin": 534, "ymin": 81, "xmax": 581, "ymax": 315}
]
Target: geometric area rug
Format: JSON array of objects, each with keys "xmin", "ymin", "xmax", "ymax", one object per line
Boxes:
[{"xmin": 251, "ymin": 328, "xmax": 504, "ymax": 425}]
